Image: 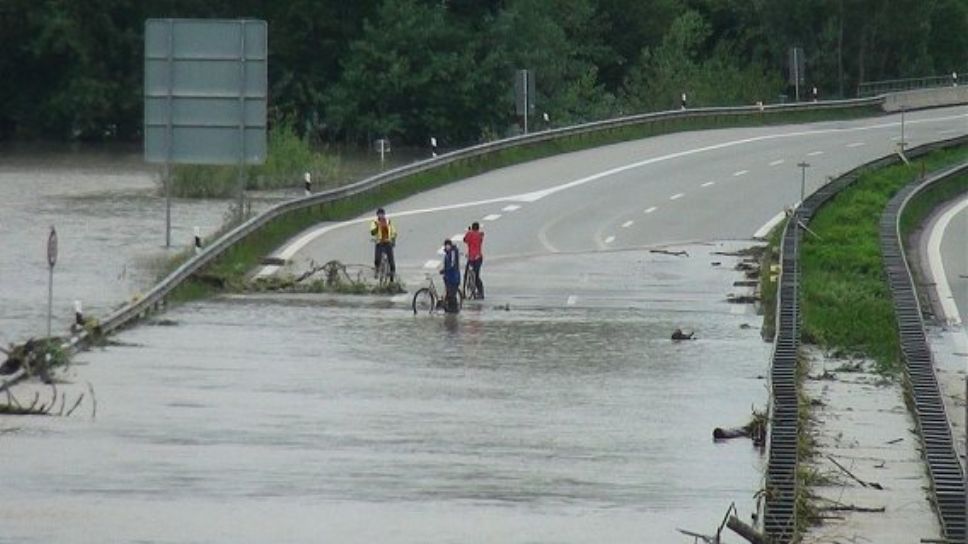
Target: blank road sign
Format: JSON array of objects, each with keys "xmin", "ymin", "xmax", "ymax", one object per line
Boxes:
[{"xmin": 144, "ymin": 19, "xmax": 267, "ymax": 165}]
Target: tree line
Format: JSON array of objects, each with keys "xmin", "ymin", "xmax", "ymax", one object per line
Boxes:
[{"xmin": 1, "ymin": 0, "xmax": 965, "ymax": 146}]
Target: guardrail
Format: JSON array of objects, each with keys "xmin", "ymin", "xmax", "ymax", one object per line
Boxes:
[
  {"xmin": 859, "ymin": 73, "xmax": 962, "ymax": 97},
  {"xmin": 78, "ymin": 96, "xmax": 888, "ymax": 343},
  {"xmin": 761, "ymin": 135, "xmax": 968, "ymax": 542},
  {"xmin": 881, "ymin": 160, "xmax": 968, "ymax": 542}
]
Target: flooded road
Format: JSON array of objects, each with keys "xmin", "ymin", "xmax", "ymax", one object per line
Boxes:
[
  {"xmin": 1, "ymin": 244, "xmax": 769, "ymax": 543},
  {"xmin": 0, "ymin": 146, "xmax": 281, "ymax": 346}
]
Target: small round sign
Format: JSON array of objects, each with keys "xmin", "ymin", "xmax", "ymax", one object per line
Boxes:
[{"xmin": 47, "ymin": 227, "xmax": 58, "ymax": 268}]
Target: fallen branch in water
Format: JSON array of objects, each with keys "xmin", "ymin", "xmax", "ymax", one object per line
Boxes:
[
  {"xmin": 827, "ymin": 455, "xmax": 884, "ymax": 489},
  {"xmin": 650, "ymin": 249, "xmax": 689, "ymax": 257}
]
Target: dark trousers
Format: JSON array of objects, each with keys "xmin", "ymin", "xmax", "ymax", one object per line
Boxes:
[
  {"xmin": 444, "ymin": 281, "xmax": 460, "ymax": 313},
  {"xmin": 465, "ymin": 257, "xmax": 484, "ymax": 297},
  {"xmin": 374, "ymin": 242, "xmax": 396, "ymax": 279}
]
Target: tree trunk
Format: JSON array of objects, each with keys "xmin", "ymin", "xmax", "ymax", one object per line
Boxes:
[{"xmin": 727, "ymin": 516, "xmax": 768, "ymax": 544}]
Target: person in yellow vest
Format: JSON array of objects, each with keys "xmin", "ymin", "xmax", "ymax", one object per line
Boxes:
[{"xmin": 369, "ymin": 208, "xmax": 397, "ymax": 281}]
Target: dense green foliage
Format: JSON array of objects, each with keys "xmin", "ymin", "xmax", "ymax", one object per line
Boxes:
[
  {"xmin": 801, "ymin": 146, "xmax": 968, "ymax": 372},
  {"xmin": 2, "ymin": 0, "xmax": 966, "ymax": 144},
  {"xmin": 170, "ymin": 120, "xmax": 338, "ymax": 197}
]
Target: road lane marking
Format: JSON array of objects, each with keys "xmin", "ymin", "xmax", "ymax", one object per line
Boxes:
[
  {"xmin": 502, "ymin": 204, "xmax": 521, "ymax": 212},
  {"xmin": 644, "ymin": 206, "xmax": 657, "ymax": 214},
  {"xmin": 604, "ymin": 236, "xmax": 615, "ymax": 244},
  {"xmin": 508, "ymin": 112, "xmax": 966, "ymax": 203},
  {"xmin": 938, "ymin": 128, "xmax": 959, "ymax": 135},
  {"xmin": 927, "ymin": 196, "xmax": 968, "ymax": 326},
  {"xmin": 451, "ymin": 233, "xmax": 463, "ymax": 242},
  {"xmin": 807, "ymin": 150, "xmax": 824, "ymax": 156},
  {"xmin": 566, "ymin": 295, "xmax": 577, "ymax": 306},
  {"xmin": 424, "ymin": 259, "xmax": 439, "ymax": 269},
  {"xmin": 753, "ymin": 210, "xmax": 787, "ymax": 239},
  {"xmin": 769, "ymin": 159, "xmax": 785, "ymax": 166},
  {"xmin": 733, "ymin": 170, "xmax": 749, "ymax": 177},
  {"xmin": 670, "ymin": 193, "xmax": 684, "ymax": 200},
  {"xmin": 701, "ymin": 181, "xmax": 715, "ymax": 187},
  {"xmin": 621, "ymin": 220, "xmax": 634, "ymax": 228},
  {"xmin": 482, "ymin": 214, "xmax": 501, "ymax": 221},
  {"xmin": 257, "ymin": 111, "xmax": 968, "ymax": 276},
  {"xmin": 847, "ymin": 142, "xmax": 865, "ymax": 148}
]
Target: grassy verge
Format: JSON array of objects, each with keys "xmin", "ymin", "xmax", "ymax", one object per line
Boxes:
[
  {"xmin": 801, "ymin": 145, "xmax": 968, "ymax": 374},
  {"xmin": 169, "ymin": 121, "xmax": 339, "ymax": 197},
  {"xmin": 758, "ymin": 221, "xmax": 787, "ymax": 340}
]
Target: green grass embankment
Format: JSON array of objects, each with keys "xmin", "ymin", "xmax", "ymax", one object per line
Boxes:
[{"xmin": 801, "ymin": 145, "xmax": 968, "ymax": 373}]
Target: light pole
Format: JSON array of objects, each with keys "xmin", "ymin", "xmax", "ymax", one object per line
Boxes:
[{"xmin": 797, "ymin": 162, "xmax": 810, "ymax": 204}]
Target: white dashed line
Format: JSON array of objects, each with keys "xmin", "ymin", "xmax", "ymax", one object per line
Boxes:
[
  {"xmin": 807, "ymin": 151, "xmax": 824, "ymax": 156},
  {"xmin": 423, "ymin": 260, "xmax": 439, "ymax": 269},
  {"xmin": 621, "ymin": 220, "xmax": 634, "ymax": 228},
  {"xmin": 482, "ymin": 214, "xmax": 501, "ymax": 221},
  {"xmin": 451, "ymin": 233, "xmax": 463, "ymax": 242},
  {"xmin": 733, "ymin": 170, "xmax": 749, "ymax": 177},
  {"xmin": 769, "ymin": 159, "xmax": 785, "ymax": 166},
  {"xmin": 701, "ymin": 181, "xmax": 715, "ymax": 187},
  {"xmin": 604, "ymin": 236, "xmax": 615, "ymax": 244},
  {"xmin": 644, "ymin": 206, "xmax": 658, "ymax": 214},
  {"xmin": 502, "ymin": 204, "xmax": 521, "ymax": 212},
  {"xmin": 847, "ymin": 142, "xmax": 865, "ymax": 148},
  {"xmin": 670, "ymin": 193, "xmax": 684, "ymax": 200},
  {"xmin": 566, "ymin": 295, "xmax": 577, "ymax": 306}
]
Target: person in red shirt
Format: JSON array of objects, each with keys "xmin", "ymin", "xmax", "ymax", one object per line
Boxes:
[{"xmin": 462, "ymin": 222, "xmax": 484, "ymax": 299}]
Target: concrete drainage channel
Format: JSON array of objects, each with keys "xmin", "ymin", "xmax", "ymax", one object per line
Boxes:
[
  {"xmin": 881, "ymin": 161, "xmax": 968, "ymax": 541},
  {"xmin": 762, "ymin": 135, "xmax": 968, "ymax": 543}
]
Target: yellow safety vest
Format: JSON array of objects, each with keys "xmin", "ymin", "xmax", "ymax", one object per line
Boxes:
[{"xmin": 369, "ymin": 219, "xmax": 397, "ymax": 243}]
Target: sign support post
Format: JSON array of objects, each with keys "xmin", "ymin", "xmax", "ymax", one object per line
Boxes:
[{"xmin": 46, "ymin": 227, "xmax": 58, "ymax": 338}]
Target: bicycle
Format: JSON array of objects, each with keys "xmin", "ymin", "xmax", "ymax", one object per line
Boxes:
[
  {"xmin": 375, "ymin": 251, "xmax": 391, "ymax": 287},
  {"xmin": 462, "ymin": 261, "xmax": 482, "ymax": 300},
  {"xmin": 412, "ymin": 273, "xmax": 463, "ymax": 315}
]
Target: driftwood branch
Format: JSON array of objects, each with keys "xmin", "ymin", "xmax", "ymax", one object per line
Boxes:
[
  {"xmin": 726, "ymin": 516, "xmax": 768, "ymax": 544},
  {"xmin": 65, "ymin": 393, "xmax": 85, "ymax": 417},
  {"xmin": 826, "ymin": 455, "xmax": 883, "ymax": 489}
]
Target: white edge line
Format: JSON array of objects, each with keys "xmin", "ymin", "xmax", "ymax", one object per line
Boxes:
[
  {"xmin": 257, "ymin": 111, "xmax": 968, "ymax": 277},
  {"xmin": 753, "ymin": 210, "xmax": 787, "ymax": 239},
  {"xmin": 927, "ymin": 197, "xmax": 968, "ymax": 326}
]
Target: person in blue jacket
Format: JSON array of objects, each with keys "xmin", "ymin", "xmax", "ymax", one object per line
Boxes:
[{"xmin": 440, "ymin": 239, "xmax": 461, "ymax": 313}]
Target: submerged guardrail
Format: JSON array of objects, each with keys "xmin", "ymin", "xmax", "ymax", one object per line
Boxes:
[{"xmin": 761, "ymin": 135, "xmax": 968, "ymax": 542}]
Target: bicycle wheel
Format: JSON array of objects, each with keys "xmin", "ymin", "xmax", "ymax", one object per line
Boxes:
[
  {"xmin": 412, "ymin": 287, "xmax": 435, "ymax": 315},
  {"xmin": 464, "ymin": 268, "xmax": 479, "ymax": 300},
  {"xmin": 378, "ymin": 254, "xmax": 391, "ymax": 287}
]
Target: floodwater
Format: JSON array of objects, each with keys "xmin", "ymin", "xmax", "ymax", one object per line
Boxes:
[
  {"xmin": 0, "ymin": 145, "xmax": 281, "ymax": 346},
  {"xmin": 0, "ymin": 146, "xmax": 770, "ymax": 543},
  {"xmin": 1, "ymin": 292, "xmax": 768, "ymax": 543}
]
